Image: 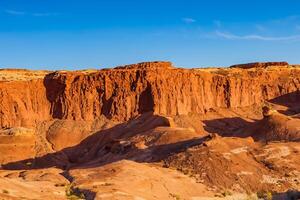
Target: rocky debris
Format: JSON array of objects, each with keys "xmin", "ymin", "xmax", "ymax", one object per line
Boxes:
[
  {"xmin": 236, "ymin": 106, "xmax": 300, "ymax": 142},
  {"xmin": 262, "ymin": 106, "xmax": 278, "ymax": 117},
  {"xmin": 230, "ymin": 62, "xmax": 289, "ymax": 69},
  {"xmin": 69, "ymin": 160, "xmax": 214, "ymax": 200},
  {"xmin": 262, "ymin": 113, "xmax": 300, "ymax": 141},
  {"xmin": 164, "ymin": 136, "xmax": 300, "ymax": 193},
  {"xmin": 0, "ymin": 127, "xmax": 35, "ymax": 136},
  {"xmin": 104, "ymin": 140, "xmax": 134, "ymax": 154}
]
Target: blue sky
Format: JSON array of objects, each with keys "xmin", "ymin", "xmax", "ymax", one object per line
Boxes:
[{"xmin": 1, "ymin": 0, "xmax": 300, "ymax": 69}]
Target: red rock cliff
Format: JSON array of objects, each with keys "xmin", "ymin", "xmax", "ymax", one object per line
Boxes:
[{"xmin": 0, "ymin": 61, "xmax": 300, "ymax": 128}]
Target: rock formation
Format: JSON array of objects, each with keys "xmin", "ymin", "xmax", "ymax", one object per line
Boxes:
[
  {"xmin": 0, "ymin": 61, "xmax": 300, "ymax": 128},
  {"xmin": 230, "ymin": 61, "xmax": 289, "ymax": 69},
  {"xmin": 1, "ymin": 62, "xmax": 300, "ymax": 199}
]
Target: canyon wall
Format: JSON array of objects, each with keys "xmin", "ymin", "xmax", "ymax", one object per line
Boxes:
[
  {"xmin": 0, "ymin": 61, "xmax": 300, "ymax": 128},
  {"xmin": 0, "ymin": 79, "xmax": 51, "ymax": 128}
]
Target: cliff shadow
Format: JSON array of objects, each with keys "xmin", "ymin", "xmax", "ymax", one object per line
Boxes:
[
  {"xmin": 43, "ymin": 72, "xmax": 66, "ymax": 119},
  {"xmin": 203, "ymin": 117, "xmax": 256, "ymax": 137},
  {"xmin": 138, "ymin": 82, "xmax": 155, "ymax": 114},
  {"xmin": 1, "ymin": 113, "xmax": 209, "ymax": 171},
  {"xmin": 269, "ymin": 90, "xmax": 300, "ymax": 115},
  {"xmin": 203, "ymin": 91, "xmax": 300, "ymax": 139},
  {"xmin": 272, "ymin": 190, "xmax": 300, "ymax": 200}
]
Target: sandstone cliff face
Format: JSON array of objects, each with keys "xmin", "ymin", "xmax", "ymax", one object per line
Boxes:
[
  {"xmin": 0, "ymin": 79, "xmax": 51, "ymax": 128},
  {"xmin": 0, "ymin": 62, "xmax": 300, "ymax": 128}
]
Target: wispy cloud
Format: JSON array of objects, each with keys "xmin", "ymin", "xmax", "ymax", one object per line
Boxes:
[
  {"xmin": 5, "ymin": 9, "xmax": 25, "ymax": 15},
  {"xmin": 4, "ymin": 9, "xmax": 58, "ymax": 17},
  {"xmin": 213, "ymin": 20, "xmax": 222, "ymax": 28},
  {"xmin": 32, "ymin": 12, "xmax": 59, "ymax": 17},
  {"xmin": 255, "ymin": 24, "xmax": 266, "ymax": 31},
  {"xmin": 182, "ymin": 17, "xmax": 196, "ymax": 24},
  {"xmin": 215, "ymin": 31, "xmax": 300, "ymax": 41},
  {"xmin": 271, "ymin": 15, "xmax": 300, "ymax": 24}
]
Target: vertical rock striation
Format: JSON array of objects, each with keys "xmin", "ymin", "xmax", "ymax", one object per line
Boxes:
[{"xmin": 0, "ymin": 61, "xmax": 300, "ymax": 128}]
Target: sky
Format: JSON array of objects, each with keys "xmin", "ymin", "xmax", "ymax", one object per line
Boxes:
[{"xmin": 1, "ymin": 0, "xmax": 300, "ymax": 70}]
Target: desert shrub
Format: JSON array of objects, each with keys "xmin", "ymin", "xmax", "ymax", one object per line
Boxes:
[
  {"xmin": 257, "ymin": 191, "xmax": 272, "ymax": 200},
  {"xmin": 54, "ymin": 183, "xmax": 66, "ymax": 187},
  {"xmin": 102, "ymin": 182, "xmax": 113, "ymax": 186},
  {"xmin": 65, "ymin": 183, "xmax": 85, "ymax": 200},
  {"xmin": 169, "ymin": 193, "xmax": 181, "ymax": 200},
  {"xmin": 2, "ymin": 189, "xmax": 9, "ymax": 194},
  {"xmin": 222, "ymin": 190, "xmax": 233, "ymax": 197}
]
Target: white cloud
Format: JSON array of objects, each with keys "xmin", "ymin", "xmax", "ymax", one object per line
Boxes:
[
  {"xmin": 215, "ymin": 31, "xmax": 300, "ymax": 41},
  {"xmin": 182, "ymin": 17, "xmax": 196, "ymax": 24},
  {"xmin": 5, "ymin": 9, "xmax": 25, "ymax": 15}
]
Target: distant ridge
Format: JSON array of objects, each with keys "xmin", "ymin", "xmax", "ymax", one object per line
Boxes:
[{"xmin": 230, "ymin": 62, "xmax": 289, "ymax": 69}]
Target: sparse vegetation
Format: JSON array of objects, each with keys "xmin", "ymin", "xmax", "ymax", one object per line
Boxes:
[
  {"xmin": 102, "ymin": 182, "xmax": 113, "ymax": 186},
  {"xmin": 0, "ymin": 69, "xmax": 49, "ymax": 81},
  {"xmin": 2, "ymin": 189, "xmax": 9, "ymax": 194},
  {"xmin": 54, "ymin": 183, "xmax": 66, "ymax": 187},
  {"xmin": 169, "ymin": 193, "xmax": 181, "ymax": 200},
  {"xmin": 221, "ymin": 190, "xmax": 233, "ymax": 197},
  {"xmin": 257, "ymin": 190, "xmax": 272, "ymax": 200},
  {"xmin": 65, "ymin": 183, "xmax": 85, "ymax": 200},
  {"xmin": 214, "ymin": 69, "xmax": 229, "ymax": 76}
]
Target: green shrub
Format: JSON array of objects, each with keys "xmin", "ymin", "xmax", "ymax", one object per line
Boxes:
[
  {"xmin": 257, "ymin": 191, "xmax": 272, "ymax": 200},
  {"xmin": 222, "ymin": 190, "xmax": 233, "ymax": 197},
  {"xmin": 65, "ymin": 184, "xmax": 85, "ymax": 200}
]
